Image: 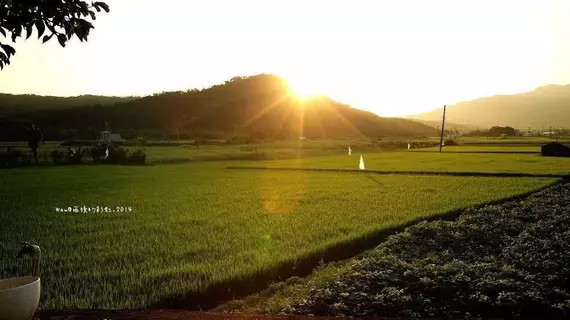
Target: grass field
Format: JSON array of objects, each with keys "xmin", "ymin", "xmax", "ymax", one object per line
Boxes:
[
  {"xmin": 413, "ymin": 146, "xmax": 541, "ymax": 153},
  {"xmin": 3, "ymin": 138, "xmax": 567, "ymax": 165},
  {"xmin": 132, "ymin": 140, "xmax": 387, "ymax": 164},
  {"xmin": 0, "ymin": 156, "xmax": 557, "ymax": 310},
  {"xmin": 458, "ymin": 137, "xmax": 570, "ymax": 145},
  {"xmin": 2, "ymin": 140, "xmax": 570, "ymax": 311},
  {"xmin": 141, "ymin": 144, "xmax": 545, "ymax": 164},
  {"xmin": 137, "ymin": 145, "xmax": 344, "ymax": 164},
  {"xmin": 2, "ymin": 139, "xmax": 388, "ymax": 164},
  {"xmin": 255, "ymin": 151, "xmax": 570, "ymax": 175}
]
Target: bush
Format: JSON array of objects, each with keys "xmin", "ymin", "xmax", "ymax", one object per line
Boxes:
[
  {"xmin": 267, "ymin": 282, "xmax": 287, "ymax": 294},
  {"xmin": 50, "ymin": 146, "xmax": 86, "ymax": 165},
  {"xmin": 444, "ymin": 139, "xmax": 459, "ymax": 146},
  {"xmin": 285, "ymin": 276, "xmax": 305, "ymax": 286},
  {"xmin": 51, "ymin": 149, "xmax": 65, "ymax": 165},
  {"xmin": 127, "ymin": 149, "xmax": 147, "ymax": 164},
  {"xmin": 89, "ymin": 143, "xmax": 109, "ymax": 163},
  {"xmin": 106, "ymin": 146, "xmax": 128, "ymax": 164},
  {"xmin": 60, "ymin": 140, "xmax": 97, "ymax": 147},
  {"xmin": 90, "ymin": 143, "xmax": 146, "ymax": 165},
  {"xmin": 0, "ymin": 149, "xmax": 26, "ymax": 167},
  {"xmin": 65, "ymin": 146, "xmax": 87, "ymax": 164},
  {"xmin": 39, "ymin": 150, "xmax": 51, "ymax": 162}
]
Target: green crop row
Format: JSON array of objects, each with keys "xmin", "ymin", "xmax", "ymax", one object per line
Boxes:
[{"xmin": 0, "ymin": 161, "xmax": 554, "ymax": 310}]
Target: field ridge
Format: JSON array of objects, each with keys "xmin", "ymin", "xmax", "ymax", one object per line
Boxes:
[{"xmin": 226, "ymin": 166, "xmax": 569, "ymax": 179}]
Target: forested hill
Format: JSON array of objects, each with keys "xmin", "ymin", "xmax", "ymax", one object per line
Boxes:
[
  {"xmin": 408, "ymin": 119, "xmax": 478, "ymax": 133},
  {"xmin": 1, "ymin": 74, "xmax": 438, "ymax": 141},
  {"xmin": 0, "ymin": 94, "xmax": 139, "ymax": 115}
]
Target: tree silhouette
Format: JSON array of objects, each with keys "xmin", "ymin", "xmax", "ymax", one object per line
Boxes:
[{"xmin": 0, "ymin": 0, "xmax": 110, "ymax": 69}]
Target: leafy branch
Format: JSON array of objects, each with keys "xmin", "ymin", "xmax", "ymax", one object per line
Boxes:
[{"xmin": 0, "ymin": 0, "xmax": 109, "ymax": 70}]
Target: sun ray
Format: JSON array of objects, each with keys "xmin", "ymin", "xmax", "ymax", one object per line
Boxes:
[
  {"xmin": 302, "ymin": 99, "xmax": 328, "ymax": 138},
  {"xmin": 322, "ymin": 99, "xmax": 368, "ymax": 138},
  {"xmin": 238, "ymin": 93, "xmax": 290, "ymax": 133},
  {"xmin": 308, "ymin": 96, "xmax": 366, "ymax": 137},
  {"xmin": 284, "ymin": 76, "xmax": 323, "ymax": 100},
  {"xmin": 269, "ymin": 98, "xmax": 296, "ymax": 139}
]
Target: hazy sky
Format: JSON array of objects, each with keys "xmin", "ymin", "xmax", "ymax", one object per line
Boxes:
[{"xmin": 1, "ymin": 0, "xmax": 570, "ymax": 116}]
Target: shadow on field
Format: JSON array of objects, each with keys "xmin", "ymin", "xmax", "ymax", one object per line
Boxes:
[
  {"xmin": 148, "ymin": 177, "xmax": 567, "ymax": 311},
  {"xmin": 416, "ymin": 151, "xmax": 539, "ymax": 154},
  {"xmin": 226, "ymin": 166, "xmax": 569, "ymax": 179},
  {"xmin": 363, "ymin": 173, "xmax": 385, "ymax": 186}
]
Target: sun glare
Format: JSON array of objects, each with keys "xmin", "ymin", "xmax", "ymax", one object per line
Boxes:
[
  {"xmin": 289, "ymin": 85, "xmax": 317, "ymax": 99},
  {"xmin": 285, "ymin": 77, "xmax": 322, "ymax": 100}
]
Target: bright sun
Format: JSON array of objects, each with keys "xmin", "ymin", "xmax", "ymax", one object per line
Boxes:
[
  {"xmin": 284, "ymin": 76, "xmax": 322, "ymax": 99},
  {"xmin": 289, "ymin": 84, "xmax": 317, "ymax": 99}
]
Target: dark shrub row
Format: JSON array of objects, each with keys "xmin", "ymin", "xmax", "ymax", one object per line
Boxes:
[
  {"xmin": 0, "ymin": 149, "xmax": 28, "ymax": 167},
  {"xmin": 49, "ymin": 143, "xmax": 146, "ymax": 165}
]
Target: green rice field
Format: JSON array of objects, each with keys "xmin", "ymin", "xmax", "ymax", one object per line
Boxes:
[
  {"xmin": 0, "ymin": 143, "xmax": 568, "ymax": 310},
  {"xmin": 257, "ymin": 150, "xmax": 570, "ymax": 175},
  {"xmin": 413, "ymin": 145, "xmax": 541, "ymax": 153}
]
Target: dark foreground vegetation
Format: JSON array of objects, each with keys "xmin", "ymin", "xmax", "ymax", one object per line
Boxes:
[
  {"xmin": 0, "ymin": 139, "xmax": 449, "ymax": 168},
  {"xmin": 0, "ymin": 142, "xmax": 146, "ymax": 167},
  {"xmin": 285, "ymin": 180, "xmax": 570, "ymax": 319}
]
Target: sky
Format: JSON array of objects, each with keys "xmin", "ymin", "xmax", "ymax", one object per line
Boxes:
[{"xmin": 1, "ymin": 0, "xmax": 570, "ymax": 117}]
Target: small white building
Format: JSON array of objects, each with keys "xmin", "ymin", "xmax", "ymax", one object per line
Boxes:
[{"xmin": 100, "ymin": 131, "xmax": 122, "ymax": 142}]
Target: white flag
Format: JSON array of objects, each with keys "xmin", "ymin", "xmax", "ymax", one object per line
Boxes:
[
  {"xmin": 442, "ymin": 140, "xmax": 445, "ymax": 146},
  {"xmin": 348, "ymin": 146, "xmax": 352, "ymax": 155},
  {"xmin": 359, "ymin": 155, "xmax": 365, "ymax": 170},
  {"xmin": 408, "ymin": 143, "xmax": 411, "ymax": 150}
]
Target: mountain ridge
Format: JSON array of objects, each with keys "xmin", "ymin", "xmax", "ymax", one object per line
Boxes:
[
  {"xmin": 407, "ymin": 85, "xmax": 570, "ymax": 129},
  {"xmin": 0, "ymin": 74, "xmax": 439, "ymax": 141},
  {"xmin": 0, "ymin": 93, "xmax": 140, "ymax": 115}
]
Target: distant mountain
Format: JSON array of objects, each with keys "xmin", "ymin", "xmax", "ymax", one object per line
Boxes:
[
  {"xmin": 1, "ymin": 74, "xmax": 439, "ymax": 141},
  {"xmin": 0, "ymin": 94, "xmax": 140, "ymax": 116},
  {"xmin": 405, "ymin": 119, "xmax": 478, "ymax": 133},
  {"xmin": 406, "ymin": 85, "xmax": 570, "ymax": 129}
]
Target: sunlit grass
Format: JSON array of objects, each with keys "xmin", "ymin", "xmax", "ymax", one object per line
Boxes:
[
  {"xmin": 258, "ymin": 151, "xmax": 570, "ymax": 175},
  {"xmin": 413, "ymin": 146, "xmax": 540, "ymax": 153},
  {"xmin": 0, "ymin": 163, "xmax": 554, "ymax": 309}
]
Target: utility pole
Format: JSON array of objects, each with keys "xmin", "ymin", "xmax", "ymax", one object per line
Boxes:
[
  {"xmin": 550, "ymin": 126, "xmax": 552, "ymax": 139},
  {"xmin": 439, "ymin": 105, "xmax": 447, "ymax": 153}
]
